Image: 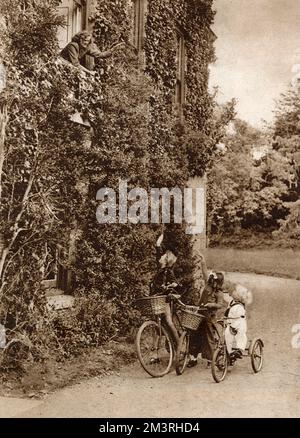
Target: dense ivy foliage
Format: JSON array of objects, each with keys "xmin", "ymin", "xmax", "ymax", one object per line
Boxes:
[
  {"xmin": 0, "ymin": 0, "xmax": 230, "ymax": 365},
  {"xmin": 0, "ymin": 0, "xmax": 98, "ymax": 361},
  {"xmin": 144, "ymin": 0, "xmax": 219, "ymax": 177}
]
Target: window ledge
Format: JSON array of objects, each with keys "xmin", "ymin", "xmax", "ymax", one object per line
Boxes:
[{"xmin": 46, "ymin": 294, "xmax": 75, "ymax": 311}]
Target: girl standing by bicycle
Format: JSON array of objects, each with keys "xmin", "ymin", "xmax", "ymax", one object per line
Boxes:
[
  {"xmin": 149, "ymin": 233, "xmax": 181, "ymax": 344},
  {"xmin": 188, "ymin": 268, "xmax": 225, "ymax": 367}
]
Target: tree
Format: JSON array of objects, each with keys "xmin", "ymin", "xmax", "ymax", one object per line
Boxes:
[
  {"xmin": 207, "ymin": 119, "xmax": 291, "ymax": 243},
  {"xmin": 272, "ymin": 87, "xmax": 300, "ymax": 240}
]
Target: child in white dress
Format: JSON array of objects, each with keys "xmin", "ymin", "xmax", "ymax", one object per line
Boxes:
[{"xmin": 224, "ymin": 285, "xmax": 253, "ymax": 360}]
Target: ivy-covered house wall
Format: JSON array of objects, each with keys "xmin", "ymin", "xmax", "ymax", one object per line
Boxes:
[{"xmin": 0, "ymin": 0, "xmax": 228, "ymax": 363}]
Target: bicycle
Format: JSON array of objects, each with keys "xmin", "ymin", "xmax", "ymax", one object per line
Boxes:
[
  {"xmin": 135, "ymin": 287, "xmax": 192, "ymax": 378},
  {"xmin": 211, "ymin": 317, "xmax": 264, "ymax": 383}
]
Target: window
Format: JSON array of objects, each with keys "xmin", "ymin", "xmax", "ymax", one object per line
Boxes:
[
  {"xmin": 133, "ymin": 0, "xmax": 147, "ymax": 53},
  {"xmin": 42, "ymin": 244, "xmax": 59, "ymax": 289},
  {"xmin": 57, "ymin": 0, "xmax": 89, "ymax": 49},
  {"xmin": 42, "ymin": 244, "xmax": 69, "ymax": 292},
  {"xmin": 175, "ymin": 32, "xmax": 186, "ymax": 114},
  {"xmin": 72, "ymin": 0, "xmax": 83, "ymax": 35},
  {"xmin": 0, "ymin": 63, "xmax": 6, "ymax": 124},
  {"xmin": 0, "ymin": 63, "xmax": 5, "ymax": 93}
]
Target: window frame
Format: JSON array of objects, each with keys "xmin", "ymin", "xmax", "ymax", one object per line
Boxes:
[
  {"xmin": 132, "ymin": 0, "xmax": 147, "ymax": 55},
  {"xmin": 175, "ymin": 31, "xmax": 187, "ymax": 116},
  {"xmin": 57, "ymin": 0, "xmax": 90, "ymax": 49},
  {"xmin": 72, "ymin": 1, "xmax": 83, "ymax": 36}
]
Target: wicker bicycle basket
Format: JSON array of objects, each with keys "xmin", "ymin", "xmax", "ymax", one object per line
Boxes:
[
  {"xmin": 136, "ymin": 295, "xmax": 167, "ymax": 316},
  {"xmin": 180, "ymin": 308, "xmax": 205, "ymax": 331}
]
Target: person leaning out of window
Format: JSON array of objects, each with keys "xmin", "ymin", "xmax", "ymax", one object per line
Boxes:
[{"xmin": 60, "ymin": 31, "xmax": 124, "ymax": 74}]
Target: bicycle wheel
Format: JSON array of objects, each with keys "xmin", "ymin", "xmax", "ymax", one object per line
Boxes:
[
  {"xmin": 250, "ymin": 338, "xmax": 264, "ymax": 373},
  {"xmin": 175, "ymin": 331, "xmax": 189, "ymax": 375},
  {"xmin": 136, "ymin": 320, "xmax": 174, "ymax": 377},
  {"xmin": 211, "ymin": 346, "xmax": 228, "ymax": 383}
]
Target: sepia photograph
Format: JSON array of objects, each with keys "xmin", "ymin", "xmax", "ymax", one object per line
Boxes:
[{"xmin": 0, "ymin": 0, "xmax": 299, "ymax": 423}]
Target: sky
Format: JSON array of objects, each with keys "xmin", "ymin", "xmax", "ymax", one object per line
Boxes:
[{"xmin": 209, "ymin": 0, "xmax": 300, "ymax": 127}]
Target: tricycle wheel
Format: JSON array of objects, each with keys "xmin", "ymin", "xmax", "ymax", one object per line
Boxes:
[{"xmin": 249, "ymin": 338, "xmax": 264, "ymax": 373}]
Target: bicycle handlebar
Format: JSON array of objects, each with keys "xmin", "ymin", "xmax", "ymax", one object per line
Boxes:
[
  {"xmin": 167, "ymin": 293, "xmax": 209, "ymax": 314},
  {"xmin": 218, "ymin": 316, "xmax": 241, "ymax": 321},
  {"xmin": 167, "ymin": 293, "xmax": 184, "ymax": 306}
]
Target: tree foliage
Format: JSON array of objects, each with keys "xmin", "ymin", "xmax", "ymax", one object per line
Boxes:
[
  {"xmin": 207, "ymin": 119, "xmax": 292, "ymax": 245},
  {"xmin": 272, "ymin": 88, "xmax": 300, "ymax": 241}
]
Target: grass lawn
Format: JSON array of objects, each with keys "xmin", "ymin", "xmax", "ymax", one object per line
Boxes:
[{"xmin": 207, "ymin": 247, "xmax": 300, "ymax": 280}]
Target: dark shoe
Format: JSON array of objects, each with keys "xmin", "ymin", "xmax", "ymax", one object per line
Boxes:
[
  {"xmin": 229, "ymin": 357, "xmax": 235, "ymax": 366},
  {"xmin": 230, "ymin": 349, "xmax": 243, "ymax": 362},
  {"xmin": 235, "ymin": 349, "xmax": 243, "ymax": 359},
  {"xmin": 187, "ymin": 358, "xmax": 198, "ymax": 368},
  {"xmin": 229, "ymin": 352, "xmax": 237, "ymax": 364}
]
